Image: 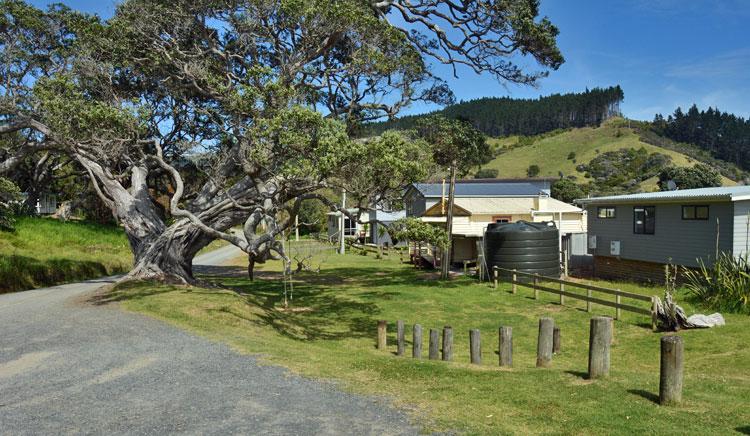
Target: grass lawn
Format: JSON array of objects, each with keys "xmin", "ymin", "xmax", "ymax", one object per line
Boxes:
[
  {"xmin": 484, "ymin": 119, "xmax": 736, "ymax": 190},
  {"xmin": 111, "ymin": 246, "xmax": 749, "ymax": 435},
  {"xmin": 0, "ymin": 217, "xmax": 131, "ymax": 293}
]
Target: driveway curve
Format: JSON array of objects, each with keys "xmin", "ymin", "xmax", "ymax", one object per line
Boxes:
[{"xmin": 0, "ymin": 246, "xmax": 419, "ymax": 435}]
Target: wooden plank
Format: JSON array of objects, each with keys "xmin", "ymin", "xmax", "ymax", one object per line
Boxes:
[{"xmin": 510, "ymin": 281, "xmax": 652, "ymax": 316}]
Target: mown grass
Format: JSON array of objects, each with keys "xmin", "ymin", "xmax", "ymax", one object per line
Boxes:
[
  {"xmin": 0, "ymin": 217, "xmax": 131, "ymax": 293},
  {"xmin": 485, "ymin": 118, "xmax": 736, "ymax": 190},
  {"xmin": 112, "ymin": 248, "xmax": 749, "ymax": 435}
]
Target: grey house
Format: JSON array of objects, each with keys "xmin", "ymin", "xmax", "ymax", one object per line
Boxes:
[{"xmin": 578, "ymin": 186, "xmax": 750, "ymax": 282}]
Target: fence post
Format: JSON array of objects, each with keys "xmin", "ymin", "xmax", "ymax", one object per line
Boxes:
[
  {"xmin": 512, "ymin": 269, "xmax": 518, "ymax": 294},
  {"xmin": 377, "ymin": 320, "xmax": 387, "ymax": 350},
  {"xmin": 499, "ymin": 326, "xmax": 513, "ymax": 367},
  {"xmin": 469, "ymin": 329, "xmax": 481, "ymax": 365},
  {"xmin": 588, "ymin": 316, "xmax": 612, "ymax": 379},
  {"xmin": 536, "ymin": 318, "xmax": 554, "ymax": 368},
  {"xmin": 587, "ymin": 288, "xmax": 592, "ymax": 312},
  {"xmin": 651, "ymin": 296, "xmax": 659, "ymax": 332},
  {"xmin": 493, "ymin": 267, "xmax": 498, "ymax": 289},
  {"xmin": 553, "ymin": 326, "xmax": 561, "ymax": 354},
  {"xmin": 412, "ymin": 324, "xmax": 422, "ymax": 359},
  {"xmin": 559, "ymin": 281, "xmax": 565, "ymax": 305},
  {"xmin": 397, "ymin": 320, "xmax": 405, "ymax": 356},
  {"xmin": 428, "ymin": 329, "xmax": 439, "ymax": 360},
  {"xmin": 533, "ymin": 274, "xmax": 539, "ymax": 300},
  {"xmin": 615, "ymin": 293, "xmax": 622, "ymax": 320},
  {"xmin": 659, "ymin": 335, "xmax": 684, "ymax": 405},
  {"xmin": 442, "ymin": 326, "xmax": 453, "ymax": 361}
]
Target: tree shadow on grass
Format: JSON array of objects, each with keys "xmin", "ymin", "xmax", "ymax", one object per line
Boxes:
[
  {"xmin": 736, "ymin": 426, "xmax": 750, "ymax": 435},
  {"xmin": 93, "ymin": 262, "xmax": 471, "ymax": 343},
  {"xmin": 627, "ymin": 389, "xmax": 659, "ymax": 404},
  {"xmin": 0, "ymin": 254, "xmax": 122, "ymax": 294}
]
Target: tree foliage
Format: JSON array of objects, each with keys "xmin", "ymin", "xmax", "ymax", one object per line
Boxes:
[
  {"xmin": 551, "ymin": 178, "xmax": 585, "ymax": 204},
  {"xmin": 657, "ymin": 164, "xmax": 721, "ymax": 191},
  {"xmin": 0, "ymin": 176, "xmax": 21, "ymax": 230},
  {"xmin": 577, "ymin": 147, "xmax": 671, "ymax": 196},
  {"xmin": 653, "ymin": 104, "xmax": 750, "ymax": 171},
  {"xmin": 474, "ymin": 168, "xmax": 498, "ymax": 179},
  {"xmin": 363, "ymin": 86, "xmax": 623, "ymax": 137},
  {"xmin": 0, "ymin": 0, "xmax": 563, "ymax": 282},
  {"xmin": 390, "ymin": 217, "xmax": 448, "ymax": 248},
  {"xmin": 416, "ymin": 115, "xmax": 490, "ymax": 175}
]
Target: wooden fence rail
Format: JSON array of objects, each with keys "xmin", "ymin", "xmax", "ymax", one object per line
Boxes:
[{"xmin": 493, "ymin": 266, "xmax": 658, "ymax": 331}]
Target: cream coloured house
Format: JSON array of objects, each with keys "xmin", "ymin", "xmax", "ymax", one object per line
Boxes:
[
  {"xmin": 404, "ymin": 179, "xmax": 586, "ymax": 265},
  {"xmin": 421, "ymin": 195, "xmax": 586, "ymax": 263}
]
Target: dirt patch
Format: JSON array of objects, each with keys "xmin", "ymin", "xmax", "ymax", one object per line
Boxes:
[{"xmin": 0, "ymin": 351, "xmax": 56, "ymax": 379}]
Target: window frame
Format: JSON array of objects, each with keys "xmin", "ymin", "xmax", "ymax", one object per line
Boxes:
[
  {"xmin": 597, "ymin": 206, "xmax": 616, "ymax": 219},
  {"xmin": 681, "ymin": 205, "xmax": 709, "ymax": 221},
  {"xmin": 492, "ymin": 215, "xmax": 512, "ymax": 223},
  {"xmin": 633, "ymin": 206, "xmax": 655, "ymax": 235}
]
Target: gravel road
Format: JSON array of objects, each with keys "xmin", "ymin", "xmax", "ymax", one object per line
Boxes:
[{"xmin": 0, "ymin": 247, "xmax": 420, "ymax": 435}]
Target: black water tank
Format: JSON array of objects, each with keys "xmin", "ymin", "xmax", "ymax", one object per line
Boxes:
[{"xmin": 485, "ymin": 221, "xmax": 560, "ymax": 279}]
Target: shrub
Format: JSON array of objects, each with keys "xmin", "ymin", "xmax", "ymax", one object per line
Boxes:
[
  {"xmin": 567, "ymin": 151, "xmax": 576, "ymax": 160},
  {"xmin": 526, "ymin": 164, "xmax": 540, "ymax": 177},
  {"xmin": 474, "ymin": 168, "xmax": 499, "ymax": 179},
  {"xmin": 684, "ymin": 253, "xmax": 750, "ymax": 314}
]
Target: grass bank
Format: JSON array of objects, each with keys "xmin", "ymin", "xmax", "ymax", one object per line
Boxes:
[
  {"xmin": 0, "ymin": 217, "xmax": 131, "ymax": 293},
  {"xmin": 111, "ymin": 247, "xmax": 749, "ymax": 434}
]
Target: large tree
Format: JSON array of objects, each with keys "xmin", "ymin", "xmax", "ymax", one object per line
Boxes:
[{"xmin": 0, "ymin": 0, "xmax": 563, "ymax": 283}]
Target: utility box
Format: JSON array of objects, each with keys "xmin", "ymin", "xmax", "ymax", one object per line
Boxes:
[{"xmin": 610, "ymin": 240, "xmax": 621, "ymax": 256}]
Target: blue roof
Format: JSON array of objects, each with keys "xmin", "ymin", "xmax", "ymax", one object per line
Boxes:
[
  {"xmin": 412, "ymin": 182, "xmax": 544, "ymax": 198},
  {"xmin": 578, "ymin": 185, "xmax": 750, "ymax": 204}
]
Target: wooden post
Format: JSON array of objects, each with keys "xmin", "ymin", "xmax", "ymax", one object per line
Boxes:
[
  {"xmin": 428, "ymin": 329, "xmax": 440, "ymax": 360},
  {"xmin": 563, "ymin": 251, "xmax": 569, "ymax": 277},
  {"xmin": 511, "ymin": 269, "xmax": 518, "ymax": 294},
  {"xmin": 536, "ymin": 318, "xmax": 554, "ymax": 368},
  {"xmin": 412, "ymin": 324, "xmax": 422, "ymax": 359},
  {"xmin": 533, "ymin": 275, "xmax": 539, "ymax": 300},
  {"xmin": 493, "ymin": 267, "xmax": 498, "ymax": 289},
  {"xmin": 463, "ymin": 261, "xmax": 467, "ymax": 274},
  {"xmin": 651, "ymin": 296, "xmax": 659, "ymax": 332},
  {"xmin": 553, "ymin": 326, "xmax": 561, "ymax": 354},
  {"xmin": 442, "ymin": 326, "xmax": 453, "ymax": 361},
  {"xmin": 659, "ymin": 335, "xmax": 684, "ymax": 405},
  {"xmin": 587, "ymin": 316, "xmax": 612, "ymax": 379},
  {"xmin": 469, "ymin": 329, "xmax": 481, "ymax": 364},
  {"xmin": 610, "ymin": 317, "xmax": 616, "ymax": 345},
  {"xmin": 559, "ymin": 281, "xmax": 565, "ymax": 305},
  {"xmin": 377, "ymin": 320, "xmax": 387, "ymax": 350},
  {"xmin": 397, "ymin": 320, "xmax": 405, "ymax": 356},
  {"xmin": 499, "ymin": 326, "xmax": 513, "ymax": 367},
  {"xmin": 587, "ymin": 288, "xmax": 592, "ymax": 312},
  {"xmin": 615, "ymin": 293, "xmax": 622, "ymax": 320}
]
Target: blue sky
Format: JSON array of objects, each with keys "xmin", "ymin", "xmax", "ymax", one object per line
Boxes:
[{"xmin": 30, "ymin": 0, "xmax": 750, "ymax": 120}]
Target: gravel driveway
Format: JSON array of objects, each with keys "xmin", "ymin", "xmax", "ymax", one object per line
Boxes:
[{"xmin": 0, "ymin": 246, "xmax": 419, "ymax": 435}]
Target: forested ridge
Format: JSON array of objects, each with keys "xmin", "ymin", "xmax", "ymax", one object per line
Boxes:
[
  {"xmin": 653, "ymin": 105, "xmax": 750, "ymax": 171},
  {"xmin": 361, "ymin": 86, "xmax": 624, "ymax": 137}
]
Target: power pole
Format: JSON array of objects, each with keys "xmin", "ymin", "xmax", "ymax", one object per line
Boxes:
[
  {"xmin": 339, "ymin": 189, "xmax": 346, "ymax": 254},
  {"xmin": 441, "ymin": 162, "xmax": 457, "ymax": 279}
]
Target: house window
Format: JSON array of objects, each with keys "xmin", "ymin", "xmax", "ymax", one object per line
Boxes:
[
  {"xmin": 492, "ymin": 215, "xmax": 512, "ymax": 223},
  {"xmin": 343, "ymin": 218, "xmax": 357, "ymax": 236},
  {"xmin": 633, "ymin": 206, "xmax": 655, "ymax": 234},
  {"xmin": 682, "ymin": 205, "xmax": 709, "ymax": 220},
  {"xmin": 597, "ymin": 206, "xmax": 616, "ymax": 219}
]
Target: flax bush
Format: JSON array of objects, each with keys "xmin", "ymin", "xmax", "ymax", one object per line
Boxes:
[{"xmin": 684, "ymin": 253, "xmax": 750, "ymax": 314}]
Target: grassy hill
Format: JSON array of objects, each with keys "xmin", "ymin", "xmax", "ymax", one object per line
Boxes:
[
  {"xmin": 481, "ymin": 118, "xmax": 737, "ymax": 191},
  {"xmin": 0, "ymin": 217, "xmax": 132, "ymax": 293}
]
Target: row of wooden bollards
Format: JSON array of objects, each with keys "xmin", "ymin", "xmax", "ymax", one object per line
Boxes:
[{"xmin": 377, "ymin": 316, "xmax": 684, "ymax": 406}]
